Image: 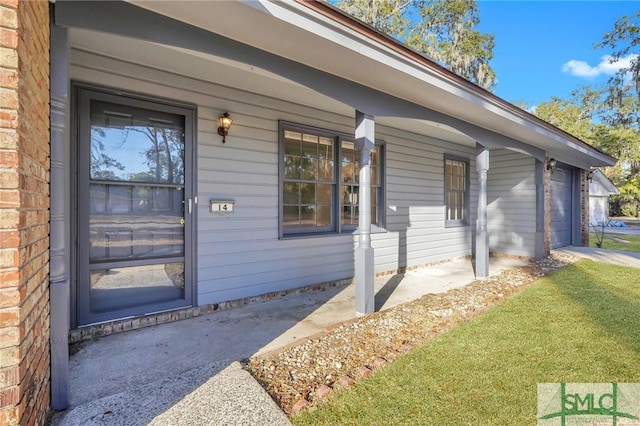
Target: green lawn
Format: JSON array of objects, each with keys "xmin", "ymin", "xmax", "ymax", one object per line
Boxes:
[
  {"xmin": 293, "ymin": 260, "xmax": 640, "ymax": 425},
  {"xmin": 589, "ymin": 232, "xmax": 640, "ymax": 252}
]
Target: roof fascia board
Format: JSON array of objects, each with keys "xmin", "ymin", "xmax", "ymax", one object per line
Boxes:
[
  {"xmin": 594, "ymin": 171, "xmax": 619, "ymax": 194},
  {"xmin": 549, "ymin": 153, "xmax": 591, "ymax": 171}
]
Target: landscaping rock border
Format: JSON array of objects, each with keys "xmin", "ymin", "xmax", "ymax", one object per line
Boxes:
[{"xmin": 246, "ymin": 253, "xmax": 579, "ymax": 415}]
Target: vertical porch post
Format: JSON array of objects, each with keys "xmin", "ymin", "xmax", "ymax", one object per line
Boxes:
[
  {"xmin": 475, "ymin": 145, "xmax": 490, "ymax": 278},
  {"xmin": 355, "ymin": 111, "xmax": 375, "ymax": 315},
  {"xmin": 534, "ymin": 159, "xmax": 546, "ymax": 259},
  {"xmin": 50, "ymin": 13, "xmax": 71, "ymax": 410}
]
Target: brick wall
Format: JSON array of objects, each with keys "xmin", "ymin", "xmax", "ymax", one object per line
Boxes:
[
  {"xmin": 0, "ymin": 0, "xmax": 51, "ymax": 425},
  {"xmin": 580, "ymin": 169, "xmax": 589, "ymax": 246}
]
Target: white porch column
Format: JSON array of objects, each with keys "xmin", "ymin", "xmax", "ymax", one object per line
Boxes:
[
  {"xmin": 475, "ymin": 146, "xmax": 490, "ymax": 278},
  {"xmin": 355, "ymin": 111, "xmax": 375, "ymax": 315},
  {"xmin": 534, "ymin": 159, "xmax": 546, "ymax": 259}
]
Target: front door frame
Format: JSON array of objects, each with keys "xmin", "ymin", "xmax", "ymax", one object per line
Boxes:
[{"xmin": 71, "ymin": 83, "xmax": 197, "ymax": 328}]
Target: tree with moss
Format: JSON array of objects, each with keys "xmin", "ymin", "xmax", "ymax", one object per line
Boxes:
[
  {"xmin": 596, "ymin": 10, "xmax": 640, "ymax": 128},
  {"xmin": 335, "ymin": 0, "xmax": 496, "ymax": 89},
  {"xmin": 532, "ymin": 10, "xmax": 640, "ymax": 217}
]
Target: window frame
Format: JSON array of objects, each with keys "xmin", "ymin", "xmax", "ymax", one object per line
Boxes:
[
  {"xmin": 444, "ymin": 154, "xmax": 470, "ymax": 227},
  {"xmin": 278, "ymin": 121, "xmax": 385, "ymax": 238}
]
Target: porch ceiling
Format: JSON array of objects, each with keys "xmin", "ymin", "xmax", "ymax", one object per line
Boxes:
[
  {"xmin": 125, "ymin": 0, "xmax": 615, "ymax": 168},
  {"xmin": 66, "ymin": 0, "xmax": 614, "ymax": 167},
  {"xmin": 69, "ymin": 27, "xmax": 476, "ymax": 147}
]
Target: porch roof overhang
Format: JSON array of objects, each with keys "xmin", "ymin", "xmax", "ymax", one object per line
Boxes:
[
  {"xmin": 55, "ymin": 0, "xmax": 616, "ymax": 169},
  {"xmin": 591, "ymin": 171, "xmax": 620, "ymax": 195}
]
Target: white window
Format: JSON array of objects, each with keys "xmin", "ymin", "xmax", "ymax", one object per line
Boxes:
[
  {"xmin": 280, "ymin": 122, "xmax": 383, "ymax": 236},
  {"xmin": 445, "ymin": 156, "xmax": 469, "ymax": 226}
]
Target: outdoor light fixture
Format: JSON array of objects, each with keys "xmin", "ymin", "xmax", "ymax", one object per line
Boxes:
[
  {"xmin": 217, "ymin": 112, "xmax": 233, "ymax": 143},
  {"xmin": 587, "ymin": 169, "xmax": 597, "ymax": 182},
  {"xmin": 546, "ymin": 158, "xmax": 557, "ymax": 172}
]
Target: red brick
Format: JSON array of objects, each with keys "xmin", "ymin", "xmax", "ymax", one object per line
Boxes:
[
  {"xmin": 0, "ymin": 248, "xmax": 18, "ymax": 268},
  {"xmin": 0, "ymin": 367, "xmax": 19, "ymax": 387},
  {"xmin": 0, "ymin": 7, "xmax": 18, "ymax": 30},
  {"xmin": 0, "ymin": 229, "xmax": 19, "ymax": 248},
  {"xmin": 0, "ymin": 150, "xmax": 17, "ymax": 167},
  {"xmin": 0, "ymin": 210, "xmax": 19, "ymax": 229},
  {"xmin": 336, "ymin": 375, "xmax": 356, "ymax": 388},
  {"xmin": 0, "ymin": 386, "xmax": 19, "ymax": 405},
  {"xmin": 0, "ymin": 110, "xmax": 17, "ymax": 129},
  {"xmin": 0, "ymin": 170, "xmax": 18, "ymax": 190},
  {"xmin": 356, "ymin": 366, "xmax": 372, "ymax": 379},
  {"xmin": 372, "ymin": 357, "xmax": 387, "ymax": 370},
  {"xmin": 0, "ymin": 1, "xmax": 18, "ymax": 10},
  {"xmin": 0, "ymin": 406, "xmax": 17, "ymax": 426},
  {"xmin": 0, "ymin": 347, "xmax": 18, "ymax": 370},
  {"xmin": 1, "ymin": 1, "xmax": 51, "ymax": 425},
  {"xmin": 291, "ymin": 398, "xmax": 310, "ymax": 414},
  {"xmin": 0, "ymin": 270, "xmax": 18, "ymax": 288},
  {"xmin": 386, "ymin": 350, "xmax": 400, "ymax": 361},
  {"xmin": 0, "ymin": 309, "xmax": 19, "ymax": 327},
  {"xmin": 398, "ymin": 342, "xmax": 414, "ymax": 353},
  {"xmin": 0, "ymin": 69, "xmax": 18, "ymax": 91},
  {"xmin": 0, "ymin": 130, "xmax": 17, "ymax": 149},
  {"xmin": 0, "ymin": 28, "xmax": 17, "ymax": 49},
  {"xmin": 0, "ymin": 191, "xmax": 18, "ymax": 208},
  {"xmin": 314, "ymin": 384, "xmax": 332, "ymax": 401}
]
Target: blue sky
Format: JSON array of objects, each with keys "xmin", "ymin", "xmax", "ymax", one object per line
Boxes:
[{"xmin": 477, "ymin": 1, "xmax": 638, "ymax": 107}]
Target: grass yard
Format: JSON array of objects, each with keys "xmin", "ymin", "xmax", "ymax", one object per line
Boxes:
[
  {"xmin": 293, "ymin": 260, "xmax": 640, "ymax": 425},
  {"xmin": 589, "ymin": 232, "xmax": 640, "ymax": 252}
]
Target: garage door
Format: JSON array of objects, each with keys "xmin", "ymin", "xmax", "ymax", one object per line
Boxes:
[{"xmin": 550, "ymin": 165, "xmax": 573, "ymax": 248}]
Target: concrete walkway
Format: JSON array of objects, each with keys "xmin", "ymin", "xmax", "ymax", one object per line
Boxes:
[
  {"xmin": 49, "ymin": 256, "xmax": 528, "ymax": 426},
  {"xmin": 556, "ymin": 246, "xmax": 640, "ymax": 268},
  {"xmin": 602, "ymin": 227, "xmax": 640, "ymax": 236},
  {"xmin": 49, "ymin": 248, "xmax": 640, "ymax": 425}
]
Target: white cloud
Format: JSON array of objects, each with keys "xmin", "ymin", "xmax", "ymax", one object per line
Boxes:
[{"xmin": 561, "ymin": 54, "xmax": 637, "ymax": 79}]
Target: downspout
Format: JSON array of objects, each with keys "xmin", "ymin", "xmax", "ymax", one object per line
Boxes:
[{"xmin": 49, "ymin": 3, "xmax": 70, "ymax": 410}]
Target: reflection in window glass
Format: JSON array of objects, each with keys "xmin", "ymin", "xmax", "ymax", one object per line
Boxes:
[
  {"xmin": 90, "ymin": 263, "xmax": 184, "ymax": 314},
  {"xmin": 90, "ymin": 100, "xmax": 185, "ymax": 184},
  {"xmin": 283, "ymin": 130, "xmax": 335, "ymax": 232},
  {"xmin": 341, "ymin": 142, "xmax": 379, "ymax": 228},
  {"xmin": 445, "ymin": 158, "xmax": 468, "ymax": 224},
  {"xmin": 281, "ymin": 125, "xmax": 383, "ymax": 235},
  {"xmin": 89, "ymin": 185, "xmax": 184, "ymax": 262}
]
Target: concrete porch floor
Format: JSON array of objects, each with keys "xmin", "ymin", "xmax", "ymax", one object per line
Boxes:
[{"xmin": 51, "ymin": 256, "xmax": 529, "ymax": 425}]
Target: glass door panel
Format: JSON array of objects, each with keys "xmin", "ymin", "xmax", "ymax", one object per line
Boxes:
[{"xmin": 77, "ymin": 87, "xmax": 194, "ymax": 325}]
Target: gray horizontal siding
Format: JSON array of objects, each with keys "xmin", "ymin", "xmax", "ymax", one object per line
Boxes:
[
  {"xmin": 487, "ymin": 149, "xmax": 536, "ymax": 257},
  {"xmin": 372, "ymin": 126, "xmax": 477, "ymax": 272},
  {"xmin": 71, "ymin": 48, "xmax": 479, "ymax": 306}
]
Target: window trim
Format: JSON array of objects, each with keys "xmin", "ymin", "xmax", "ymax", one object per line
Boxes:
[
  {"xmin": 444, "ymin": 154, "xmax": 470, "ymax": 227},
  {"xmin": 278, "ymin": 120, "xmax": 385, "ymax": 238}
]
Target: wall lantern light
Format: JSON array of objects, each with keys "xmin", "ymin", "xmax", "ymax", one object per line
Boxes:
[
  {"xmin": 217, "ymin": 112, "xmax": 233, "ymax": 143},
  {"xmin": 546, "ymin": 158, "xmax": 557, "ymax": 172},
  {"xmin": 587, "ymin": 169, "xmax": 597, "ymax": 182}
]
